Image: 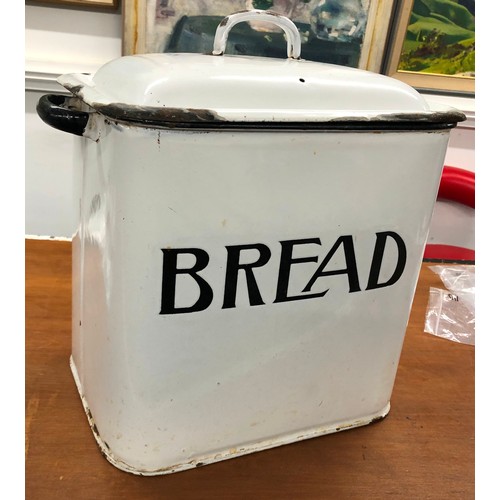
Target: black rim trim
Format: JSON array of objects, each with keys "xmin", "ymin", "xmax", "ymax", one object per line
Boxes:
[{"xmin": 103, "ymin": 117, "xmax": 461, "ymax": 131}]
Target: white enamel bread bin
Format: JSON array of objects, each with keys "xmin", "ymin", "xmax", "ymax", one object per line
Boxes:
[{"xmin": 37, "ymin": 10, "xmax": 465, "ymax": 475}]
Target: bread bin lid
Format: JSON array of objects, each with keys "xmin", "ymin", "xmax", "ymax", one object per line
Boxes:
[{"xmin": 57, "ymin": 10, "xmax": 466, "ymax": 130}]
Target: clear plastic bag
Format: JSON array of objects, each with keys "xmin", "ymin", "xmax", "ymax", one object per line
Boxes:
[{"xmin": 424, "ymin": 265, "xmax": 475, "ymax": 345}]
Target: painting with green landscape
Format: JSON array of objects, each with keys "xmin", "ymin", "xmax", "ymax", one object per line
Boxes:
[{"xmin": 397, "ymin": 0, "xmax": 475, "ymax": 77}]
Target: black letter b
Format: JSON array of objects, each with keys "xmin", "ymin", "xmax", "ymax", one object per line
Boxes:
[{"xmin": 160, "ymin": 248, "xmax": 213, "ymax": 314}]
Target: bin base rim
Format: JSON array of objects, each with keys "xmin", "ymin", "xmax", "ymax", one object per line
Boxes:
[{"xmin": 70, "ymin": 355, "xmax": 391, "ymax": 476}]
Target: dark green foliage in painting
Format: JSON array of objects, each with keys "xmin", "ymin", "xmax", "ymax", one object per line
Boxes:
[
  {"xmin": 252, "ymin": 0, "xmax": 311, "ymax": 8},
  {"xmin": 252, "ymin": 0, "xmax": 274, "ymax": 9}
]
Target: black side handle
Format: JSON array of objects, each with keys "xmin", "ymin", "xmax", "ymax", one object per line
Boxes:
[{"xmin": 36, "ymin": 94, "xmax": 89, "ymax": 137}]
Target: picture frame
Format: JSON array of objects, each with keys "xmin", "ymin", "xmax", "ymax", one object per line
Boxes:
[
  {"xmin": 383, "ymin": 0, "xmax": 475, "ymax": 94},
  {"xmin": 123, "ymin": 0, "xmax": 396, "ymax": 73},
  {"xmin": 27, "ymin": 0, "xmax": 119, "ymax": 9}
]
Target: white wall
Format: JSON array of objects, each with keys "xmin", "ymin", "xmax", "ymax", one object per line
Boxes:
[
  {"xmin": 25, "ymin": 4, "xmax": 122, "ymax": 238},
  {"xmin": 425, "ymin": 93, "xmax": 475, "ymax": 172},
  {"xmin": 25, "ymin": 3, "xmax": 475, "ymax": 239}
]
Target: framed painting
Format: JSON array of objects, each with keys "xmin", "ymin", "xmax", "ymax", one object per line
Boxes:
[
  {"xmin": 123, "ymin": 0, "xmax": 395, "ymax": 72},
  {"xmin": 384, "ymin": 0, "xmax": 475, "ymax": 93}
]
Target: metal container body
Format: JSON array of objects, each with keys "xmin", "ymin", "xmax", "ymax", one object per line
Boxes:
[{"xmin": 70, "ymin": 117, "xmax": 450, "ymax": 474}]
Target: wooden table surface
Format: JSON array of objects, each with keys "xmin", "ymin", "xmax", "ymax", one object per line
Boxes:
[{"xmin": 25, "ymin": 239, "xmax": 474, "ymax": 499}]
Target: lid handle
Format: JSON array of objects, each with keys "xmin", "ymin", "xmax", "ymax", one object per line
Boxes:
[{"xmin": 212, "ymin": 10, "xmax": 301, "ymax": 60}]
